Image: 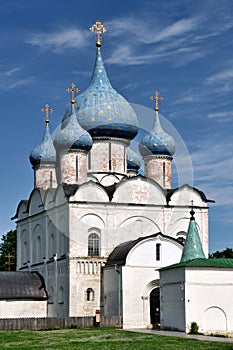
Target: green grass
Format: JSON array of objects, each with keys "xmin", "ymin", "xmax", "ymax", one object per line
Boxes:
[{"xmin": 0, "ymin": 327, "xmax": 232, "ymax": 350}]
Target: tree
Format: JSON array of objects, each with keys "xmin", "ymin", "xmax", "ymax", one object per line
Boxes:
[
  {"xmin": 0, "ymin": 229, "xmax": 17, "ymax": 271},
  {"xmin": 209, "ymin": 247, "xmax": 233, "ymax": 259}
]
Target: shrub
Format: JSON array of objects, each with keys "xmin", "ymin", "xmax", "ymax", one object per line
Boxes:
[{"xmin": 189, "ymin": 322, "xmax": 199, "ymax": 334}]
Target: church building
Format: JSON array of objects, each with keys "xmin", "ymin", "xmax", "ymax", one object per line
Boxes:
[{"xmin": 13, "ymin": 21, "xmax": 212, "ymax": 329}]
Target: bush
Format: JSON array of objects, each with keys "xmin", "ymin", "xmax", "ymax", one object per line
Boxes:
[
  {"xmin": 189, "ymin": 322, "xmax": 199, "ymax": 334},
  {"xmin": 68, "ymin": 324, "xmax": 78, "ymax": 329}
]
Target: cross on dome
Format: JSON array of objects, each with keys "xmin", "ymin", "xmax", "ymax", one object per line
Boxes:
[
  {"xmin": 41, "ymin": 103, "xmax": 53, "ymax": 126},
  {"xmin": 150, "ymin": 91, "xmax": 164, "ymax": 112},
  {"xmin": 90, "ymin": 20, "xmax": 107, "ymax": 47},
  {"xmin": 66, "ymin": 83, "xmax": 79, "ymax": 107}
]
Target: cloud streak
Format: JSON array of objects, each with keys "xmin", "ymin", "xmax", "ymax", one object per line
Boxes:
[
  {"xmin": 207, "ymin": 111, "xmax": 233, "ymax": 121},
  {"xmin": 0, "ymin": 67, "xmax": 32, "ymax": 91},
  {"xmin": 191, "ymin": 138, "xmax": 233, "ymax": 208},
  {"xmin": 206, "ymin": 67, "xmax": 233, "ymax": 84},
  {"xmin": 26, "ymin": 28, "xmax": 89, "ymax": 52}
]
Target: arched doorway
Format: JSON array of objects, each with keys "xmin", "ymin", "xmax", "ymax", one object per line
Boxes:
[{"xmin": 150, "ymin": 288, "xmax": 160, "ymax": 326}]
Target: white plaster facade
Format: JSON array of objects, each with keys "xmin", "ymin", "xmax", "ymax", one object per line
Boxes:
[
  {"xmin": 0, "ymin": 300, "xmax": 47, "ymax": 319},
  {"xmin": 15, "ymin": 176, "xmax": 210, "ymax": 326},
  {"xmin": 103, "ymin": 234, "xmax": 183, "ymax": 328},
  {"xmin": 160, "ymin": 266, "xmax": 233, "ymax": 334}
]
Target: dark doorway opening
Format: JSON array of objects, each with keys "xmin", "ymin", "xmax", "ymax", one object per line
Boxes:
[{"xmin": 150, "ymin": 287, "xmax": 160, "ymax": 327}]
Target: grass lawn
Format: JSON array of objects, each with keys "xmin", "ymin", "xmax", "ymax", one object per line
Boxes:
[{"xmin": 0, "ymin": 327, "xmax": 232, "ymax": 350}]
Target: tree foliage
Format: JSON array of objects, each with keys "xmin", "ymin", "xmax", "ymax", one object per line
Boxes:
[
  {"xmin": 209, "ymin": 247, "xmax": 233, "ymax": 259},
  {"xmin": 0, "ymin": 229, "xmax": 17, "ymax": 271}
]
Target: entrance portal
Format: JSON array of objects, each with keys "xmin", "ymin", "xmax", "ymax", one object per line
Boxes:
[{"xmin": 150, "ymin": 287, "xmax": 160, "ymax": 326}]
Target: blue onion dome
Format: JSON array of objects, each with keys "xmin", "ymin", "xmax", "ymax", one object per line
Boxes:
[
  {"xmin": 127, "ymin": 146, "xmax": 141, "ymax": 171},
  {"xmin": 54, "ymin": 106, "xmax": 93, "ymax": 152},
  {"xmin": 30, "ymin": 123, "xmax": 56, "ymax": 167},
  {"xmin": 139, "ymin": 112, "xmax": 176, "ymax": 157},
  {"xmin": 72, "ymin": 48, "xmax": 138, "ymax": 140}
]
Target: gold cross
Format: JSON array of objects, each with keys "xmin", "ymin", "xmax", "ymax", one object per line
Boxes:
[
  {"xmin": 90, "ymin": 20, "xmax": 107, "ymax": 47},
  {"xmin": 150, "ymin": 91, "xmax": 164, "ymax": 112},
  {"xmin": 41, "ymin": 104, "xmax": 53, "ymax": 126},
  {"xmin": 66, "ymin": 83, "xmax": 79, "ymax": 107},
  {"xmin": 6, "ymin": 254, "xmax": 14, "ymax": 271}
]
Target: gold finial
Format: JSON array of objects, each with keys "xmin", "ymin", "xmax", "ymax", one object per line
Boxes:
[
  {"xmin": 41, "ymin": 103, "xmax": 53, "ymax": 126},
  {"xmin": 66, "ymin": 83, "xmax": 80, "ymax": 107},
  {"xmin": 90, "ymin": 20, "xmax": 107, "ymax": 47},
  {"xmin": 150, "ymin": 91, "xmax": 164, "ymax": 112}
]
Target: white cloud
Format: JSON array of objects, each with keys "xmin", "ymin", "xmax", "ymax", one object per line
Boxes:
[
  {"xmin": 4, "ymin": 67, "xmax": 21, "ymax": 77},
  {"xmin": 8, "ymin": 78, "xmax": 32, "ymax": 89},
  {"xmin": 106, "ymin": 45, "xmax": 155, "ymax": 65},
  {"xmin": 207, "ymin": 111, "xmax": 233, "ymax": 121},
  {"xmin": 105, "ymin": 14, "xmax": 211, "ymax": 67},
  {"xmin": 0, "ymin": 67, "xmax": 32, "ymax": 91},
  {"xmin": 191, "ymin": 140, "xmax": 233, "ymax": 207},
  {"xmin": 26, "ymin": 28, "xmax": 89, "ymax": 52},
  {"xmin": 106, "ymin": 17, "xmax": 198, "ymax": 44},
  {"xmin": 206, "ymin": 67, "xmax": 233, "ymax": 84},
  {"xmin": 153, "ymin": 18, "xmax": 197, "ymax": 43}
]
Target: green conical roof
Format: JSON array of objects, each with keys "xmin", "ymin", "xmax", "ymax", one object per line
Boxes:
[{"xmin": 180, "ymin": 209, "xmax": 205, "ymax": 263}]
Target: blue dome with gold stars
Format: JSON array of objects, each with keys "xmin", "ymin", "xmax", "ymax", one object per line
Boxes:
[
  {"xmin": 140, "ymin": 112, "xmax": 176, "ymax": 157},
  {"xmin": 127, "ymin": 146, "xmax": 141, "ymax": 171},
  {"xmin": 63, "ymin": 48, "xmax": 138, "ymax": 140},
  {"xmin": 54, "ymin": 106, "xmax": 93, "ymax": 151},
  {"xmin": 30, "ymin": 124, "xmax": 56, "ymax": 167}
]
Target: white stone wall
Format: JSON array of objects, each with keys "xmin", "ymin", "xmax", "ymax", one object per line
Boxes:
[
  {"xmin": 103, "ymin": 236, "xmax": 183, "ymax": 329},
  {"xmin": 68, "ymin": 258, "xmax": 105, "ymax": 317},
  {"xmin": 0, "ymin": 300, "xmax": 47, "ymax": 318},
  {"xmin": 68, "ymin": 202, "xmax": 208, "ymax": 258},
  {"xmin": 16, "ymin": 175, "xmax": 210, "ymax": 320},
  {"xmin": 160, "ymin": 267, "xmax": 233, "ymax": 334}
]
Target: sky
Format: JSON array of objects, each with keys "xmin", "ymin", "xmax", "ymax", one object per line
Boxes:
[{"xmin": 0, "ymin": 0, "xmax": 232, "ymax": 253}]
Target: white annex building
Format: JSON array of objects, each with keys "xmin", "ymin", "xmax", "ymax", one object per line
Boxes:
[{"xmin": 13, "ymin": 21, "xmax": 214, "ymax": 329}]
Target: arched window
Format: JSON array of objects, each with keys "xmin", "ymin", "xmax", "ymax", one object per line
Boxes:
[
  {"xmin": 176, "ymin": 231, "xmax": 186, "ymax": 246},
  {"xmin": 48, "ymin": 286, "xmax": 54, "ymax": 304},
  {"xmin": 21, "ymin": 230, "xmax": 28, "ymax": 264},
  {"xmin": 32, "ymin": 225, "xmax": 43, "ymax": 264},
  {"xmin": 156, "ymin": 243, "xmax": 161, "ymax": 261},
  {"xmin": 135, "ymin": 219, "xmax": 142, "ymax": 235},
  {"xmin": 86, "ymin": 288, "xmax": 94, "ymax": 301},
  {"xmin": 58, "ymin": 286, "xmax": 64, "ymax": 304},
  {"xmin": 36, "ymin": 236, "xmax": 41, "ymax": 262},
  {"xmin": 177, "ymin": 236, "xmax": 186, "ymax": 245},
  {"xmin": 49, "ymin": 233, "xmax": 55, "ymax": 258},
  {"xmin": 21, "ymin": 241, "xmax": 28, "ymax": 264},
  {"xmin": 88, "ymin": 233, "xmax": 100, "ymax": 256}
]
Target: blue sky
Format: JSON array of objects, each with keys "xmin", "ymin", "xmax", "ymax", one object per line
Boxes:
[{"xmin": 0, "ymin": 0, "xmax": 232, "ymax": 252}]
